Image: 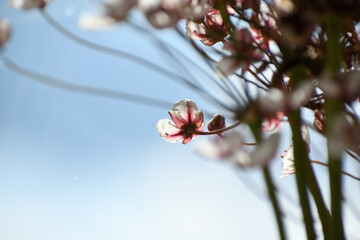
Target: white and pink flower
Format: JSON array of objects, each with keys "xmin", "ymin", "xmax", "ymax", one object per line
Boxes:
[
  {"xmin": 157, "ymin": 99, "xmax": 204, "ymax": 144},
  {"xmin": 281, "ymin": 125, "xmax": 310, "ymax": 178}
]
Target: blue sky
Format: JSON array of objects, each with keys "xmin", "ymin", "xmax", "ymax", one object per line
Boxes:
[{"xmin": 0, "ymin": 1, "xmax": 359, "ymax": 239}]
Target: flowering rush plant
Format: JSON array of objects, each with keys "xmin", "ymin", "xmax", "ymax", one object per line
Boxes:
[{"xmin": 3, "ymin": 0, "xmax": 360, "ymax": 239}]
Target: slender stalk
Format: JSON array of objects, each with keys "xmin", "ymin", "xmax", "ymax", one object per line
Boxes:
[
  {"xmin": 289, "ymin": 111, "xmax": 316, "ymax": 240},
  {"xmin": 39, "ymin": 9, "xmax": 234, "ymax": 112},
  {"xmin": 249, "ymin": 122, "xmax": 287, "ymax": 240},
  {"xmin": 310, "ymin": 160, "xmax": 360, "ymax": 181},
  {"xmin": 305, "ymin": 162, "xmax": 332, "ymax": 239},
  {"xmin": 2, "ymin": 58, "xmax": 172, "ymax": 109},
  {"xmin": 190, "ymin": 121, "xmax": 257, "ymax": 143},
  {"xmin": 262, "ymin": 167, "xmax": 286, "ymax": 240},
  {"xmin": 288, "ymin": 65, "xmax": 316, "ymax": 239},
  {"xmin": 324, "ymin": 14, "xmax": 345, "ymax": 240},
  {"xmin": 345, "ymin": 150, "xmax": 360, "ymax": 164}
]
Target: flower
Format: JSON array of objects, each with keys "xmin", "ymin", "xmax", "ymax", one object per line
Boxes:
[
  {"xmin": 78, "ymin": 0, "xmax": 136, "ymax": 31},
  {"xmin": 186, "ymin": 8, "xmax": 230, "ymax": 46},
  {"xmin": 262, "ymin": 112, "xmax": 285, "ymax": 133},
  {"xmin": 157, "ymin": 99, "xmax": 204, "ymax": 144},
  {"xmin": 104, "ymin": 0, "xmax": 137, "ymax": 21},
  {"xmin": 8, "ymin": 0, "xmax": 49, "ymax": 10},
  {"xmin": 280, "ymin": 125, "xmax": 310, "ymax": 178},
  {"xmin": 216, "ymin": 28, "xmax": 263, "ymax": 76},
  {"xmin": 0, "ymin": 18, "xmax": 10, "ymax": 47},
  {"xmin": 229, "ymin": 133, "xmax": 280, "ymax": 167},
  {"xmin": 258, "ymin": 81, "xmax": 315, "ymax": 115},
  {"xmin": 195, "ymin": 131, "xmax": 245, "ymax": 159},
  {"xmin": 280, "ymin": 144, "xmax": 295, "ymax": 178},
  {"xmin": 195, "ymin": 131, "xmax": 280, "ymax": 168}
]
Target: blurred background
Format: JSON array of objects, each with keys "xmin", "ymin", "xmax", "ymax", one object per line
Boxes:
[{"xmin": 0, "ymin": 1, "xmax": 359, "ymax": 239}]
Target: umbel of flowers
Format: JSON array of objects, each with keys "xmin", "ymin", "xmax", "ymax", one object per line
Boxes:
[{"xmin": 5, "ymin": 0, "xmax": 360, "ymax": 239}]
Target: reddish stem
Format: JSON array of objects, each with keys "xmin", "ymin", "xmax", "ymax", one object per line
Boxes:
[{"xmin": 310, "ymin": 160, "xmax": 360, "ymax": 181}]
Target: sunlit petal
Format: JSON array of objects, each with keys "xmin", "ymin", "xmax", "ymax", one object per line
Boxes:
[{"xmin": 156, "ymin": 119, "xmax": 183, "ymax": 143}]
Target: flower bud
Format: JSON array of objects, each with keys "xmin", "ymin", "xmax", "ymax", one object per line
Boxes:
[
  {"xmin": 313, "ymin": 109, "xmax": 325, "ymax": 133},
  {"xmin": 207, "ymin": 114, "xmax": 225, "ymax": 131}
]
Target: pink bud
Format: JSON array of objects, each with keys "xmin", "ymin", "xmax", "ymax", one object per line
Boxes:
[{"xmin": 207, "ymin": 114, "xmax": 226, "ymax": 131}]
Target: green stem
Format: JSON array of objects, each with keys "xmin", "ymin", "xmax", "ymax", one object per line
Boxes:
[
  {"xmin": 249, "ymin": 123, "xmax": 287, "ymax": 240},
  {"xmin": 289, "ymin": 111, "xmax": 316, "ymax": 239},
  {"xmin": 305, "ymin": 162, "xmax": 332, "ymax": 239},
  {"xmin": 324, "ymin": 14, "xmax": 345, "ymax": 240},
  {"xmin": 263, "ymin": 167, "xmax": 287, "ymax": 240}
]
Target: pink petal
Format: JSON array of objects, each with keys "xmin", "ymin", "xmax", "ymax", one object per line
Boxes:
[
  {"xmin": 193, "ymin": 111, "xmax": 204, "ymax": 130},
  {"xmin": 168, "ymin": 111, "xmax": 187, "ymax": 128},
  {"xmin": 182, "ymin": 134, "xmax": 193, "ymax": 144},
  {"xmin": 156, "ymin": 119, "xmax": 184, "ymax": 143}
]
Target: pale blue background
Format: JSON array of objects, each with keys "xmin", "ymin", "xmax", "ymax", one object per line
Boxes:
[{"xmin": 0, "ymin": 1, "xmax": 359, "ymax": 239}]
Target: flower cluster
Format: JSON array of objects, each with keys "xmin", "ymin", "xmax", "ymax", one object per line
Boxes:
[{"xmin": 7, "ymin": 0, "xmax": 360, "ymax": 239}]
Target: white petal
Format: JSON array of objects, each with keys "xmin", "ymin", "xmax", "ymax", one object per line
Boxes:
[
  {"xmin": 301, "ymin": 124, "xmax": 310, "ymax": 146},
  {"xmin": 194, "ymin": 140, "xmax": 223, "ymax": 159},
  {"xmin": 185, "ymin": 21, "xmax": 207, "ymax": 40},
  {"xmin": 228, "ymin": 151, "xmax": 251, "ymax": 166},
  {"xmin": 249, "ymin": 133, "xmax": 280, "ymax": 167},
  {"xmin": 216, "ymin": 57, "xmax": 240, "ymax": 77},
  {"xmin": 78, "ymin": 12, "xmax": 116, "ymax": 31},
  {"xmin": 156, "ymin": 119, "xmax": 183, "ymax": 143},
  {"xmin": 280, "ymin": 145, "xmax": 295, "ymax": 178},
  {"xmin": 172, "ymin": 99, "xmax": 201, "ymax": 123},
  {"xmin": 289, "ymin": 81, "xmax": 315, "ymax": 110},
  {"xmin": 258, "ymin": 88, "xmax": 286, "ymax": 114}
]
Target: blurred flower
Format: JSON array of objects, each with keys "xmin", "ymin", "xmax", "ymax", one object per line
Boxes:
[
  {"xmin": 157, "ymin": 99, "xmax": 204, "ymax": 144},
  {"xmin": 8, "ymin": 0, "xmax": 49, "ymax": 9},
  {"xmin": 140, "ymin": 0, "xmax": 181, "ymax": 29},
  {"xmin": 196, "ymin": 131, "xmax": 280, "ymax": 168},
  {"xmin": 0, "ymin": 18, "xmax": 10, "ymax": 47},
  {"xmin": 104, "ymin": 0, "xmax": 137, "ymax": 21},
  {"xmin": 229, "ymin": 133, "xmax": 280, "ymax": 167},
  {"xmin": 78, "ymin": 0, "xmax": 136, "ymax": 31},
  {"xmin": 216, "ymin": 28, "xmax": 263, "ymax": 76},
  {"xmin": 262, "ymin": 112, "xmax": 285, "ymax": 133},
  {"xmin": 258, "ymin": 81, "xmax": 315, "ymax": 115},
  {"xmin": 181, "ymin": 0, "xmax": 211, "ymax": 21},
  {"xmin": 328, "ymin": 114, "xmax": 360, "ymax": 155},
  {"xmin": 186, "ymin": 7, "xmax": 230, "ymax": 46},
  {"xmin": 258, "ymin": 88, "xmax": 286, "ymax": 114},
  {"xmin": 78, "ymin": 13, "xmax": 116, "ymax": 31},
  {"xmin": 274, "ymin": 0, "xmax": 295, "ymax": 15},
  {"xmin": 319, "ymin": 71, "xmax": 360, "ymax": 103},
  {"xmin": 195, "ymin": 130, "xmax": 245, "ymax": 159}
]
